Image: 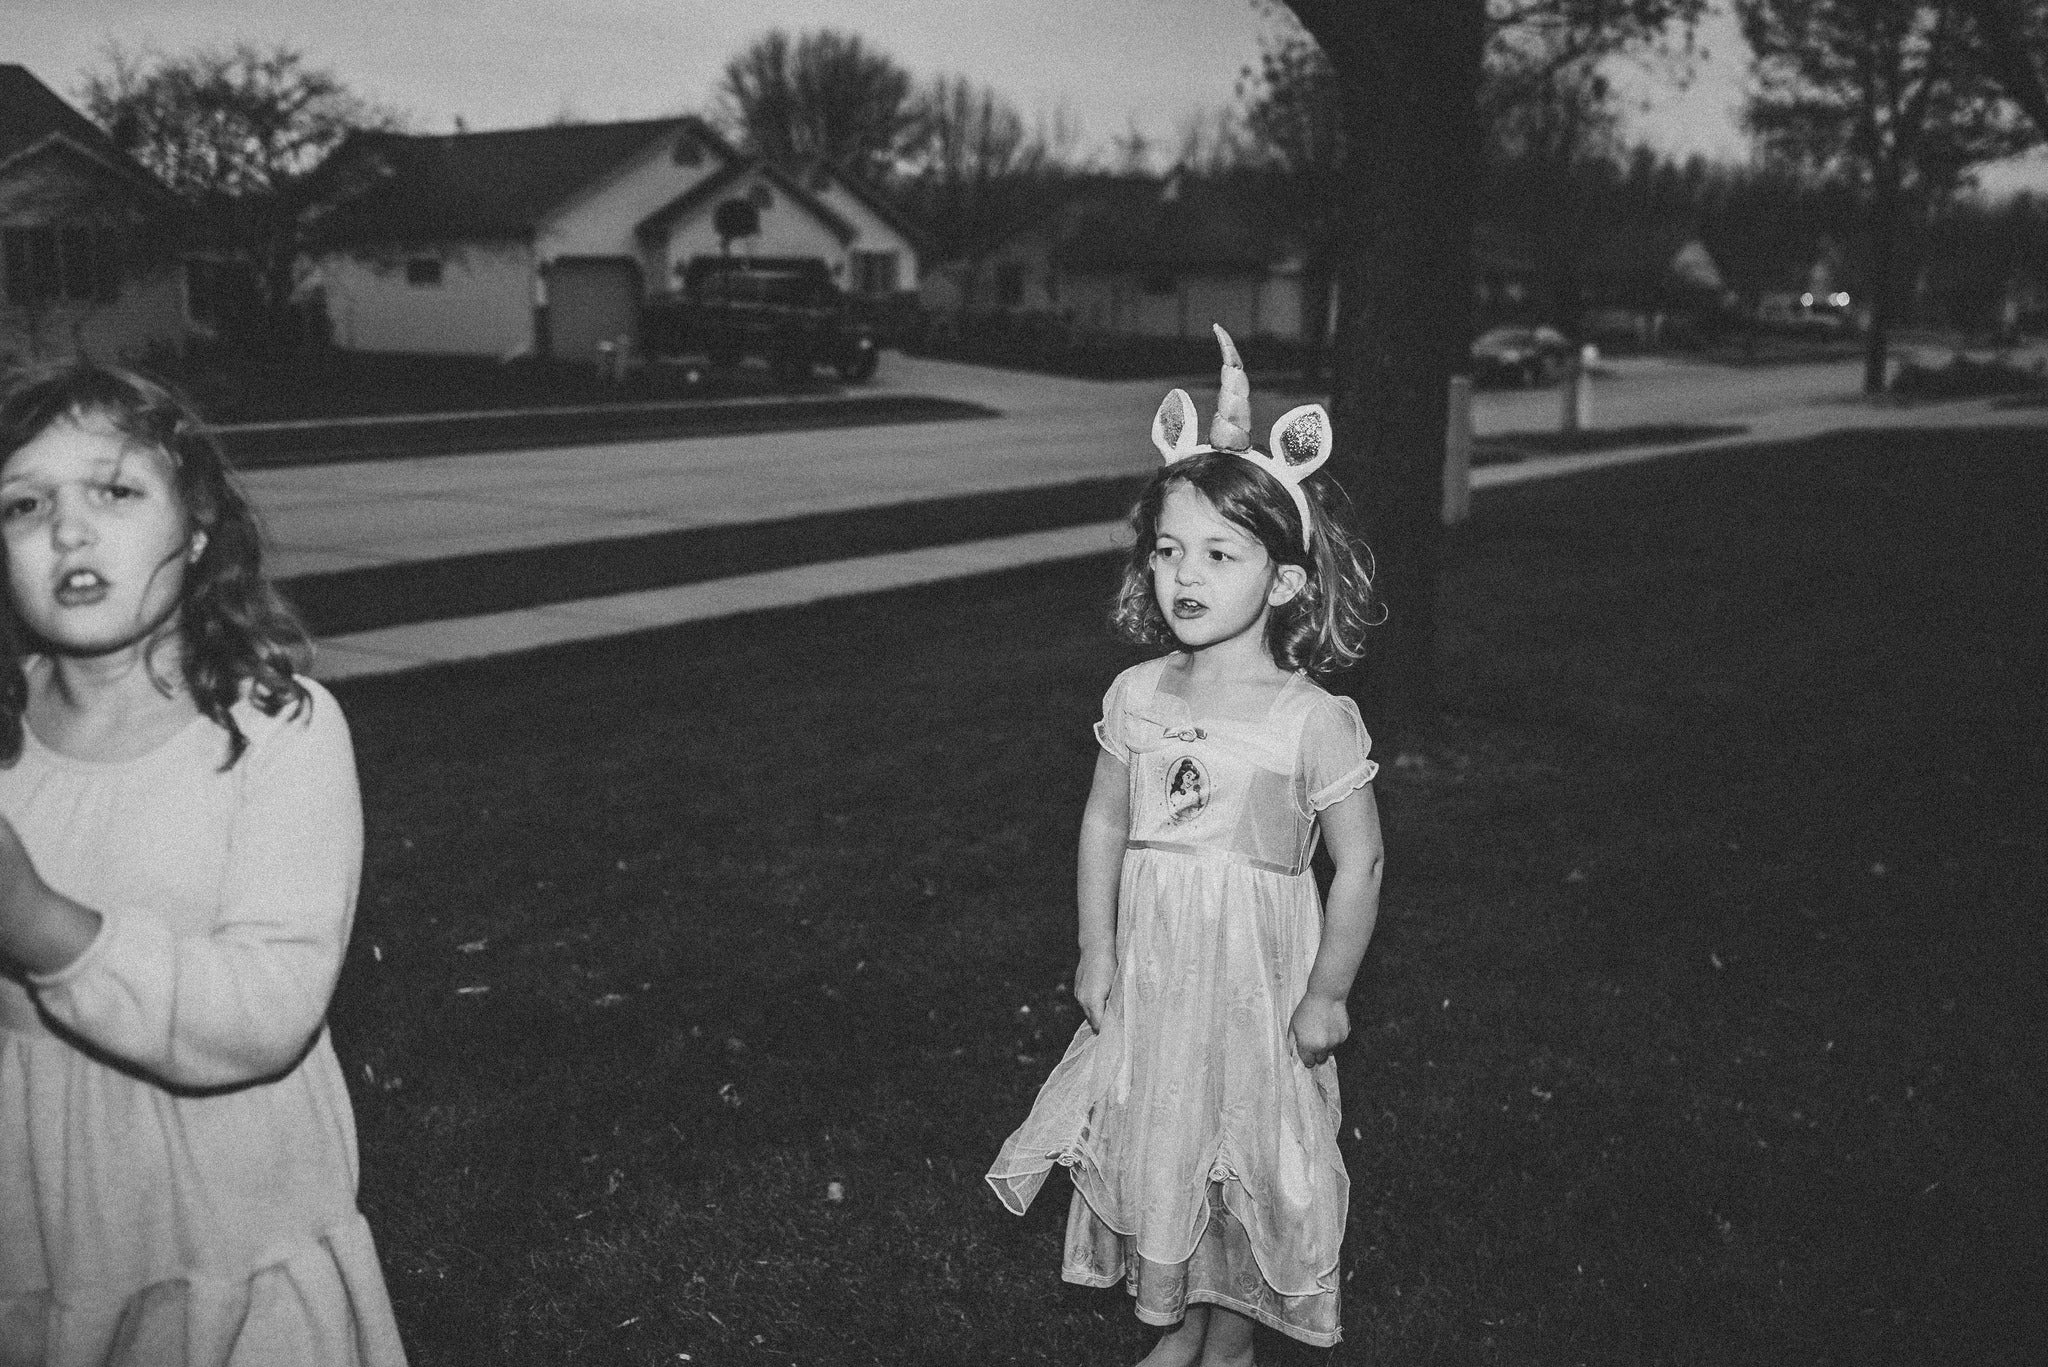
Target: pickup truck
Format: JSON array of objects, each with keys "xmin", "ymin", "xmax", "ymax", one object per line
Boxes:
[{"xmin": 641, "ymin": 256, "xmax": 880, "ymax": 383}]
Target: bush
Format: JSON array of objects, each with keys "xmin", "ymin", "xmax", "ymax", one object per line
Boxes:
[{"xmin": 1890, "ymin": 351, "xmax": 2048, "ymax": 400}]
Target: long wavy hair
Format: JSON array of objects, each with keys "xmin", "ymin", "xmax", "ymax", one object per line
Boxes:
[
  {"xmin": 1110, "ymin": 449, "xmax": 1382, "ymax": 678},
  {"xmin": 0, "ymin": 363, "xmax": 309, "ymax": 766}
]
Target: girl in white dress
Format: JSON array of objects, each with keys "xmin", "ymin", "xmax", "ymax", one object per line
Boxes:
[
  {"xmin": 0, "ymin": 365, "xmax": 407, "ymax": 1366},
  {"xmin": 989, "ymin": 329, "xmax": 1384, "ymax": 1364}
]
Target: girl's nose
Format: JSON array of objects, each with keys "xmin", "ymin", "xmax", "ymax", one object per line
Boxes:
[{"xmin": 51, "ymin": 496, "xmax": 95, "ymax": 550}]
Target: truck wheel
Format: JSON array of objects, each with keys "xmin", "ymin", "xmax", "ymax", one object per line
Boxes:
[{"xmin": 838, "ymin": 348, "xmax": 880, "ymax": 382}]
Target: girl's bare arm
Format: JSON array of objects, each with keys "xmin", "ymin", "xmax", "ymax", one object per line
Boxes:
[
  {"xmin": 1289, "ymin": 784, "xmax": 1384, "ymax": 1066},
  {"xmin": 1074, "ymin": 750, "xmax": 1131, "ymax": 1031}
]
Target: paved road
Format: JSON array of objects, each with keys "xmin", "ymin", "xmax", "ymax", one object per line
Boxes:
[{"xmin": 244, "ymin": 349, "xmax": 2043, "ymax": 678}]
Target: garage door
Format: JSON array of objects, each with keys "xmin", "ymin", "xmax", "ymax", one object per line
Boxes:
[{"xmin": 547, "ymin": 257, "xmax": 641, "ymax": 364}]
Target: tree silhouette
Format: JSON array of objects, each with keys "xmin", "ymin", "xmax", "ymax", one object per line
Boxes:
[
  {"xmin": 80, "ymin": 42, "xmax": 397, "ymax": 345},
  {"xmin": 1271, "ymin": 0, "xmax": 1704, "ymax": 735},
  {"xmin": 896, "ymin": 76, "xmax": 1072, "ymax": 306},
  {"xmin": 1738, "ymin": 0, "xmax": 2040, "ymax": 392},
  {"xmin": 714, "ymin": 29, "xmax": 918, "ymax": 182}
]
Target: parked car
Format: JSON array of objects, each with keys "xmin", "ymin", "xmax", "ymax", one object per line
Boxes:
[
  {"xmin": 642, "ymin": 256, "xmax": 880, "ymax": 382},
  {"xmin": 1753, "ymin": 292, "xmax": 1855, "ymax": 337},
  {"xmin": 1470, "ymin": 324, "xmax": 1574, "ymax": 387}
]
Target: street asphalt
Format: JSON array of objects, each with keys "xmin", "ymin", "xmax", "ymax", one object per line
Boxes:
[{"xmin": 235, "ymin": 348, "xmax": 2047, "ymax": 680}]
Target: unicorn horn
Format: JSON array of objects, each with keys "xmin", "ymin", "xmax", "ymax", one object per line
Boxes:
[{"xmin": 1209, "ymin": 324, "xmax": 1254, "ymax": 452}]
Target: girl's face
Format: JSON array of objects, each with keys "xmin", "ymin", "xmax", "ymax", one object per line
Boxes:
[
  {"xmin": 1, "ymin": 411, "xmax": 199, "ymax": 660},
  {"xmin": 1150, "ymin": 482, "xmax": 1301, "ymax": 657}
]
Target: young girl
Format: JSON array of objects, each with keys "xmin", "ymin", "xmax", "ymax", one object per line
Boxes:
[
  {"xmin": 989, "ymin": 327, "xmax": 1384, "ymax": 1363},
  {"xmin": 0, "ymin": 364, "xmax": 408, "ymax": 1365}
]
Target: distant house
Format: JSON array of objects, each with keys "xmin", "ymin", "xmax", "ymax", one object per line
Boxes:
[
  {"xmin": 924, "ymin": 173, "xmax": 1308, "ymax": 340},
  {"xmin": 0, "ymin": 65, "xmax": 186, "ymax": 367},
  {"xmin": 302, "ymin": 118, "xmax": 923, "ymax": 363}
]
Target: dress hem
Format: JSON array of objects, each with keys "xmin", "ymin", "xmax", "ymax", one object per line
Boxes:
[{"xmin": 1049, "ymin": 1153, "xmax": 1343, "ymax": 1301}]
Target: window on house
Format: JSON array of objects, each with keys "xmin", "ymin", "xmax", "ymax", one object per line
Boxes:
[
  {"xmin": 852, "ymin": 250, "xmax": 899, "ymax": 296},
  {"xmin": 406, "ymin": 257, "xmax": 444, "ymax": 286},
  {"xmin": 2, "ymin": 225, "xmax": 122, "ymax": 306}
]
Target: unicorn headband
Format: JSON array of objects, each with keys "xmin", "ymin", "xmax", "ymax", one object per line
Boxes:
[{"xmin": 1151, "ymin": 324, "xmax": 1333, "ymax": 550}]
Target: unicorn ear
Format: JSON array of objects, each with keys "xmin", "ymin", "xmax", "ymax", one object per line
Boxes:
[
  {"xmin": 1268, "ymin": 404, "xmax": 1332, "ymax": 478},
  {"xmin": 1152, "ymin": 388, "xmax": 1201, "ymax": 462}
]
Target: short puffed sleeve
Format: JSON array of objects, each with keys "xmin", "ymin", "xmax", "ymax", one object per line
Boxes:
[
  {"xmin": 1093, "ymin": 668, "xmax": 1134, "ymax": 763},
  {"xmin": 1301, "ymin": 692, "xmax": 1378, "ymax": 813}
]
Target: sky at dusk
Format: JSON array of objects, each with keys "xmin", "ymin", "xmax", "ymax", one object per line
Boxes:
[{"xmin": 11, "ymin": 0, "xmax": 2048, "ymax": 192}]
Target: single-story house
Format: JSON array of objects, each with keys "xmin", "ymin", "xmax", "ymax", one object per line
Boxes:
[
  {"xmin": 302, "ymin": 117, "xmax": 924, "ymax": 363},
  {"xmin": 924, "ymin": 172, "xmax": 1307, "ymax": 340},
  {"xmin": 0, "ymin": 64, "xmax": 187, "ymax": 367}
]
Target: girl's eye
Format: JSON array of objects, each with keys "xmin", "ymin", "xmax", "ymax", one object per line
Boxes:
[
  {"xmin": 97, "ymin": 481, "xmax": 144, "ymax": 501},
  {"xmin": 0, "ymin": 494, "xmax": 42, "ymax": 522},
  {"xmin": 1208, "ymin": 549, "xmax": 1232, "ymax": 562}
]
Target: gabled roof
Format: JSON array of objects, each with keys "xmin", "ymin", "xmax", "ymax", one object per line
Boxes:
[
  {"xmin": 307, "ymin": 116, "xmax": 735, "ymax": 243},
  {"xmin": 813, "ymin": 162, "xmax": 931, "ymax": 255},
  {"xmin": 0, "ymin": 64, "xmax": 170, "ymax": 201},
  {"xmin": 992, "ymin": 172, "xmax": 1300, "ymax": 274},
  {"xmin": 636, "ymin": 159, "xmax": 858, "ymax": 246}
]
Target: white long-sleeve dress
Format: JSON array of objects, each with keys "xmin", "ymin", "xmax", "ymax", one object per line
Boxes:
[{"xmin": 0, "ymin": 679, "xmax": 407, "ymax": 1367}]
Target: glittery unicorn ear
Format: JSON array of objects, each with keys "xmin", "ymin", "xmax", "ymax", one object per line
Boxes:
[
  {"xmin": 1268, "ymin": 404, "xmax": 1332, "ymax": 478},
  {"xmin": 1209, "ymin": 324, "xmax": 1254, "ymax": 452},
  {"xmin": 1152, "ymin": 388, "xmax": 1201, "ymax": 463}
]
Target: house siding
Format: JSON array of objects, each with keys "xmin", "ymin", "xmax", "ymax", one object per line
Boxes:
[
  {"xmin": 536, "ymin": 128, "xmax": 722, "ymax": 281},
  {"xmin": 0, "ymin": 152, "xmax": 184, "ymax": 365},
  {"xmin": 316, "ymin": 239, "xmax": 534, "ymax": 357},
  {"xmin": 654, "ymin": 172, "xmax": 853, "ymax": 292},
  {"xmin": 810, "ymin": 182, "xmax": 920, "ymax": 292}
]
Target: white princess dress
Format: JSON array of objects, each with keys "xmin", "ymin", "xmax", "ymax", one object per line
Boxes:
[{"xmin": 988, "ymin": 656, "xmax": 1377, "ymax": 1346}]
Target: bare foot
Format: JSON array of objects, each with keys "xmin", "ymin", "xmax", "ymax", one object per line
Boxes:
[
  {"xmin": 1137, "ymin": 1305, "xmax": 1207, "ymax": 1367},
  {"xmin": 1196, "ymin": 1305, "xmax": 1255, "ymax": 1367}
]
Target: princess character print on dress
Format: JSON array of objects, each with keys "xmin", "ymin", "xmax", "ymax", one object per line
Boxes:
[{"xmin": 1165, "ymin": 755, "xmax": 1209, "ymax": 824}]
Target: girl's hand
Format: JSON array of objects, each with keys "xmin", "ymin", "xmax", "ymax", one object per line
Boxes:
[
  {"xmin": 0, "ymin": 816, "xmax": 42, "ymax": 917},
  {"xmin": 0, "ymin": 817, "xmax": 99, "ymax": 978},
  {"xmin": 1074, "ymin": 946, "xmax": 1116, "ymax": 1033},
  {"xmin": 1289, "ymin": 991, "xmax": 1350, "ymax": 1068}
]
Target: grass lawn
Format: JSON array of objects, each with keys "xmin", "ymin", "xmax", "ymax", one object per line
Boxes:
[{"xmin": 325, "ymin": 427, "xmax": 2045, "ymax": 1365}]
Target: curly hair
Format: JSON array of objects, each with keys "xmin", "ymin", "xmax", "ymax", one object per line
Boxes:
[
  {"xmin": 1110, "ymin": 449, "xmax": 1382, "ymax": 678},
  {"xmin": 0, "ymin": 362, "xmax": 310, "ymax": 766}
]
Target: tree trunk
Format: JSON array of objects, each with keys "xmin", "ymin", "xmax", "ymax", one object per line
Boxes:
[
  {"xmin": 1863, "ymin": 167, "xmax": 1900, "ymax": 396},
  {"xmin": 1283, "ymin": 1, "xmax": 1485, "ymax": 744}
]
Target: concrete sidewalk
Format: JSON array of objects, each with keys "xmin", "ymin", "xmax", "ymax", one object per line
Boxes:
[{"xmin": 257, "ymin": 352, "xmax": 2045, "ymax": 681}]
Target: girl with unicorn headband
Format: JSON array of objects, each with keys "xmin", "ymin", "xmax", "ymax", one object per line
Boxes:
[{"xmin": 989, "ymin": 327, "xmax": 1385, "ymax": 1362}]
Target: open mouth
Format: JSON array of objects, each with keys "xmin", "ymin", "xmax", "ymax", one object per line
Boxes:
[
  {"xmin": 54, "ymin": 568, "xmax": 110, "ymax": 606},
  {"xmin": 1171, "ymin": 597, "xmax": 1207, "ymax": 619}
]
